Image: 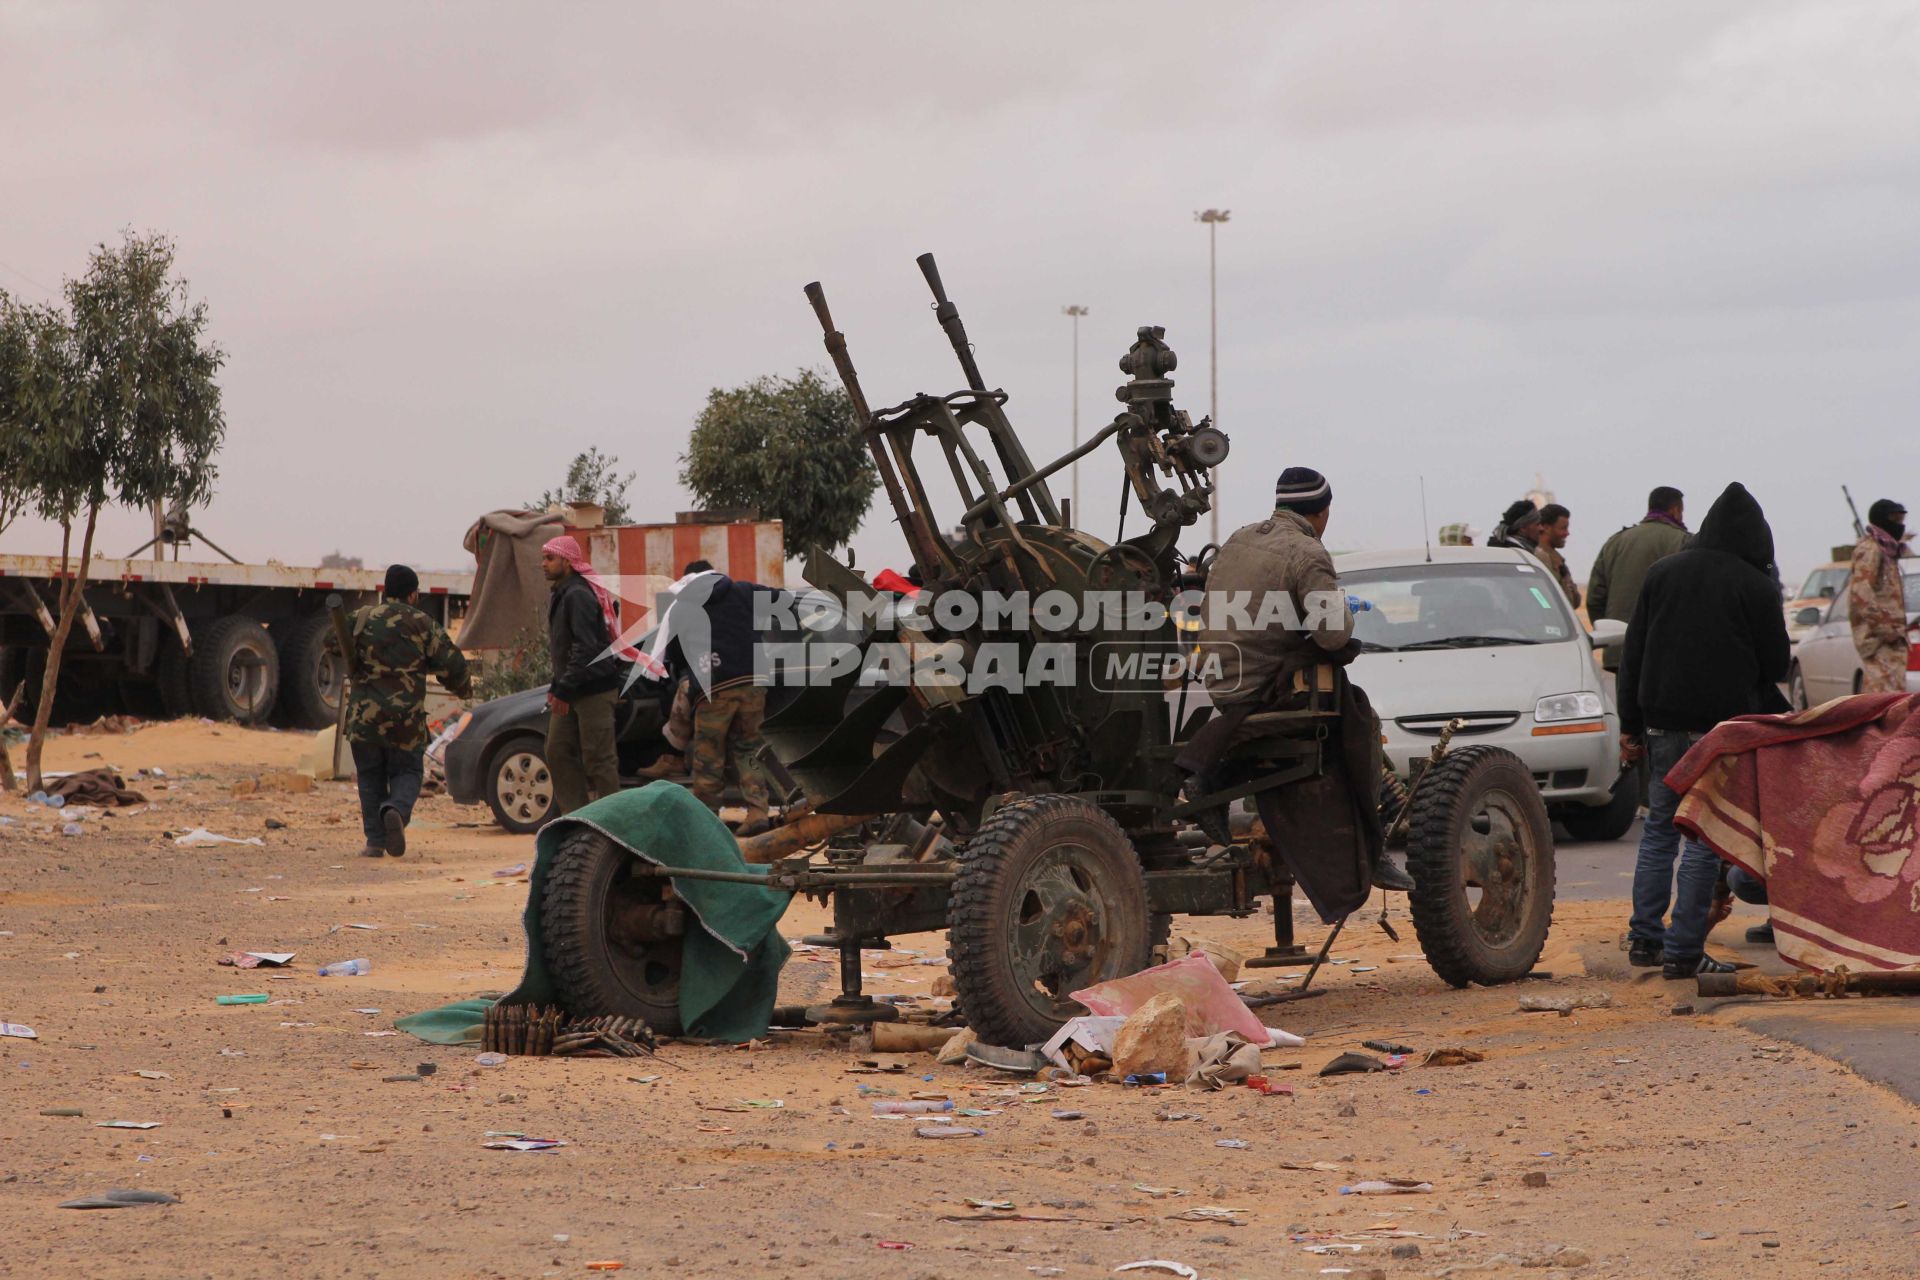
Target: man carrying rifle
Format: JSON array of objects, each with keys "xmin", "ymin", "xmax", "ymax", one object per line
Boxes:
[
  {"xmin": 1849, "ymin": 498, "xmax": 1914, "ymax": 694},
  {"xmin": 326, "ymin": 565, "xmax": 471, "ymax": 857}
]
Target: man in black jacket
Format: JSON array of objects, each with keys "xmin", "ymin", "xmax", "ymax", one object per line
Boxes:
[
  {"xmin": 1619, "ymin": 483, "xmax": 1791, "ymax": 978},
  {"xmin": 659, "ymin": 560, "xmax": 772, "ymax": 836},
  {"xmin": 541, "ymin": 535, "xmax": 627, "ymax": 816}
]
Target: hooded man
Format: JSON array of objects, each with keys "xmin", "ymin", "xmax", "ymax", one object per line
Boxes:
[
  {"xmin": 542, "ymin": 534, "xmax": 630, "ymax": 816},
  {"xmin": 1587, "ymin": 486, "xmax": 1689, "ymax": 671},
  {"xmin": 1188, "ymin": 466, "xmax": 1413, "ymax": 918},
  {"xmin": 325, "ymin": 564, "xmax": 471, "ymax": 857},
  {"xmin": 1847, "ymin": 498, "xmax": 1913, "ymax": 694},
  {"xmin": 1618, "ymin": 483, "xmax": 1791, "ymax": 979}
]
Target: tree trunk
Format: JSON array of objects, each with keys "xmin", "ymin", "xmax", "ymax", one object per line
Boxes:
[
  {"xmin": 0, "ymin": 679, "xmax": 23, "ymax": 792},
  {"xmin": 24, "ymin": 504, "xmax": 100, "ymax": 793}
]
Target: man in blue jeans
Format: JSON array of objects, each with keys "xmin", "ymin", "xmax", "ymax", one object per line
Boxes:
[{"xmin": 1618, "ymin": 483, "xmax": 1791, "ymax": 979}]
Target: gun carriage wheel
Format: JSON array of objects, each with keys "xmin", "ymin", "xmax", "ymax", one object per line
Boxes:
[
  {"xmin": 1404, "ymin": 746, "xmax": 1556, "ymax": 986},
  {"xmin": 540, "ymin": 827, "xmax": 686, "ymax": 1034}
]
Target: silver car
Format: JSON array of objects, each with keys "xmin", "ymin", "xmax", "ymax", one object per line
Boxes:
[
  {"xmin": 1787, "ymin": 567, "xmax": 1920, "ymax": 707},
  {"xmin": 1337, "ymin": 546, "xmax": 1636, "ymax": 842}
]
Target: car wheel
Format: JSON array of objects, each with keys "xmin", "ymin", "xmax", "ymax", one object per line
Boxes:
[
  {"xmin": 1788, "ymin": 664, "xmax": 1808, "ymax": 711},
  {"xmin": 487, "ymin": 735, "xmax": 554, "ymax": 834},
  {"xmin": 1560, "ymin": 768, "xmax": 1638, "ymax": 843}
]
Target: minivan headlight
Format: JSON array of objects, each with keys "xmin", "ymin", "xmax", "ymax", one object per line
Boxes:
[{"xmin": 1534, "ymin": 692, "xmax": 1604, "ymax": 722}]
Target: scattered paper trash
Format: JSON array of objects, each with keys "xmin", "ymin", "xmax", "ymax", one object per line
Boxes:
[
  {"xmin": 492, "ymin": 863, "xmax": 529, "ymax": 878},
  {"xmin": 1039, "ymin": 1014, "xmax": 1126, "ymax": 1070},
  {"xmin": 58, "ymin": 1188, "xmax": 180, "ymax": 1210},
  {"xmin": 1132, "ymin": 1184, "xmax": 1188, "ymax": 1198},
  {"xmin": 1215, "ymin": 1138, "xmax": 1250, "ymax": 1149},
  {"xmin": 215, "ymin": 994, "xmax": 269, "ymax": 1005},
  {"xmin": 131, "ymin": 1070, "xmax": 171, "ymax": 1080},
  {"xmin": 1168, "ymin": 1206, "xmax": 1246, "ymax": 1224},
  {"xmin": 1339, "ymin": 1178, "xmax": 1434, "ymax": 1195},
  {"xmin": 218, "ymin": 952, "xmax": 295, "ymax": 969},
  {"xmin": 915, "ymin": 1125, "xmax": 984, "ymax": 1139},
  {"xmin": 173, "ymin": 827, "xmax": 263, "ymax": 848},
  {"xmin": 474, "ymin": 1052, "xmax": 507, "ymax": 1067},
  {"xmin": 1114, "ymin": 1262, "xmax": 1198, "ymax": 1279},
  {"xmin": 483, "ymin": 1137, "xmax": 565, "ymax": 1151},
  {"xmin": 1518, "ymin": 991, "xmax": 1612, "ymax": 1016},
  {"xmin": 94, "ymin": 1121, "xmax": 161, "ymax": 1130},
  {"xmin": 1, "ymin": 1022, "xmax": 38, "ymax": 1040}
]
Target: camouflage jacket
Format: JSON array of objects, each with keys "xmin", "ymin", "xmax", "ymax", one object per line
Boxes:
[
  {"xmin": 324, "ymin": 601, "xmax": 471, "ymax": 750},
  {"xmin": 1848, "ymin": 532, "xmax": 1909, "ymax": 658}
]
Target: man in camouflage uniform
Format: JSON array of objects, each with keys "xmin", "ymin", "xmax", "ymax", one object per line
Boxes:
[
  {"xmin": 660, "ymin": 560, "xmax": 772, "ymax": 836},
  {"xmin": 326, "ymin": 564, "xmax": 471, "ymax": 856},
  {"xmin": 1849, "ymin": 498, "xmax": 1913, "ymax": 694}
]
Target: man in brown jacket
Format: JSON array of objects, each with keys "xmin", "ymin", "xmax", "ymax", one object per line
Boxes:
[
  {"xmin": 1191, "ymin": 467, "xmax": 1413, "ymax": 909},
  {"xmin": 1848, "ymin": 498, "xmax": 1913, "ymax": 693}
]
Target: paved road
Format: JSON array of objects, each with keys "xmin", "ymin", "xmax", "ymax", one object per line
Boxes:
[{"xmin": 1550, "ymin": 820, "xmax": 1920, "ymax": 1109}]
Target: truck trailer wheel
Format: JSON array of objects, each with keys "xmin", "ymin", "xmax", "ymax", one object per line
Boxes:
[
  {"xmin": 1405, "ymin": 745, "xmax": 1556, "ymax": 987},
  {"xmin": 155, "ymin": 634, "xmax": 195, "ymax": 719},
  {"xmin": 190, "ymin": 616, "xmax": 279, "ymax": 724},
  {"xmin": 276, "ymin": 613, "xmax": 342, "ymax": 729},
  {"xmin": 947, "ymin": 794, "xmax": 1152, "ymax": 1049},
  {"xmin": 539, "ymin": 826, "xmax": 685, "ymax": 1033}
]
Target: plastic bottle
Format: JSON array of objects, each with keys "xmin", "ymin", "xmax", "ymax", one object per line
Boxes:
[
  {"xmin": 871, "ymin": 1099, "xmax": 953, "ymax": 1114},
  {"xmin": 46, "ymin": 793, "xmax": 65, "ymax": 808},
  {"xmin": 61, "ymin": 823, "xmax": 83, "ymax": 837},
  {"xmin": 25, "ymin": 791, "xmax": 47, "ymax": 806},
  {"xmin": 318, "ymin": 958, "xmax": 371, "ymax": 977}
]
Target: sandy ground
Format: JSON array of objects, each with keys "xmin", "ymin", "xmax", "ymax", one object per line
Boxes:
[{"xmin": 4, "ymin": 721, "xmax": 1920, "ymax": 1279}]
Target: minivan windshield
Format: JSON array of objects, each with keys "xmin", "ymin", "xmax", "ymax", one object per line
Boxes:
[{"xmin": 1340, "ymin": 561, "xmax": 1578, "ymax": 652}]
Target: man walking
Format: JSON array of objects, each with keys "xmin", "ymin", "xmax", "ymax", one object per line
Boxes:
[
  {"xmin": 542, "ymin": 534, "xmax": 631, "ymax": 816},
  {"xmin": 1532, "ymin": 503, "xmax": 1581, "ymax": 608},
  {"xmin": 1848, "ymin": 498, "xmax": 1913, "ymax": 694},
  {"xmin": 1619, "ymin": 483, "xmax": 1791, "ymax": 978},
  {"xmin": 659, "ymin": 560, "xmax": 774, "ymax": 836},
  {"xmin": 1587, "ymin": 486, "xmax": 1688, "ymax": 670},
  {"xmin": 329, "ymin": 564, "xmax": 471, "ymax": 857}
]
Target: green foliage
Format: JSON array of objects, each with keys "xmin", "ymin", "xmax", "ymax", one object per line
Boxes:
[
  {"xmin": 474, "ymin": 627, "xmax": 553, "ymax": 701},
  {"xmin": 0, "ymin": 230, "xmax": 226, "ymax": 789},
  {"xmin": 680, "ymin": 368, "xmax": 876, "ymax": 557},
  {"xmin": 534, "ymin": 446, "xmax": 636, "ymax": 525}
]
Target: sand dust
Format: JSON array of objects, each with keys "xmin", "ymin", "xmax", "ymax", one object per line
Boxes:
[{"xmin": 3, "ymin": 720, "xmax": 1918, "ymax": 1278}]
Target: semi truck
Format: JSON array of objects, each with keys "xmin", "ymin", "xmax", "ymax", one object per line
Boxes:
[{"xmin": 0, "ymin": 552, "xmax": 469, "ymax": 727}]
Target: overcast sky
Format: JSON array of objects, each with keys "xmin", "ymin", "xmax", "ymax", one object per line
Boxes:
[{"xmin": 3, "ymin": 0, "xmax": 1916, "ymax": 588}]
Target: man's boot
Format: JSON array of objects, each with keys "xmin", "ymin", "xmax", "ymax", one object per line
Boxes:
[
  {"xmin": 635, "ymin": 753, "xmax": 687, "ymax": 781},
  {"xmin": 1370, "ymin": 850, "xmax": 1415, "ymax": 892},
  {"xmin": 359, "ymin": 842, "xmax": 386, "ymax": 858},
  {"xmin": 381, "ymin": 806, "xmax": 407, "ymax": 857}
]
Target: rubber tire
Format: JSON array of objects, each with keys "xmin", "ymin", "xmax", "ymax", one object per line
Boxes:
[
  {"xmin": 155, "ymin": 632, "xmax": 195, "ymax": 719},
  {"xmin": 947, "ymin": 794, "xmax": 1152, "ymax": 1049},
  {"xmin": 1787, "ymin": 663, "xmax": 1808, "ymax": 712},
  {"xmin": 190, "ymin": 616, "xmax": 279, "ymax": 724},
  {"xmin": 1406, "ymin": 745, "xmax": 1556, "ymax": 987},
  {"xmin": 276, "ymin": 613, "xmax": 341, "ymax": 729},
  {"xmin": 486, "ymin": 735, "xmax": 554, "ymax": 835},
  {"xmin": 539, "ymin": 826, "xmax": 684, "ymax": 1034},
  {"xmin": 1560, "ymin": 769, "xmax": 1638, "ymax": 843}
]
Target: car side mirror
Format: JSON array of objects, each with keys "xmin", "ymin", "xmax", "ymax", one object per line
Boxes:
[
  {"xmin": 1586, "ymin": 618, "xmax": 1628, "ymax": 647},
  {"xmin": 1794, "ymin": 606, "xmax": 1823, "ymax": 626}
]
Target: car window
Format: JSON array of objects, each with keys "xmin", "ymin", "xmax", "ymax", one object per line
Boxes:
[
  {"xmin": 1340, "ymin": 561, "xmax": 1576, "ymax": 651},
  {"xmin": 1828, "ymin": 592, "xmax": 1848, "ymax": 623},
  {"xmin": 1799, "ymin": 566, "xmax": 1848, "ymax": 600}
]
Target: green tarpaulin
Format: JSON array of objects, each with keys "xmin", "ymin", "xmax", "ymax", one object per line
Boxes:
[{"xmin": 398, "ymin": 782, "xmax": 791, "ymax": 1046}]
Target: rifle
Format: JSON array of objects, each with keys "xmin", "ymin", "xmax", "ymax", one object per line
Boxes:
[
  {"xmin": 326, "ymin": 593, "xmax": 360, "ymax": 780},
  {"xmin": 1843, "ymin": 485, "xmax": 1865, "ymax": 539}
]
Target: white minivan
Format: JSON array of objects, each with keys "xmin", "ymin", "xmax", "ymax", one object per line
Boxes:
[{"xmin": 1337, "ymin": 546, "xmax": 1636, "ymax": 842}]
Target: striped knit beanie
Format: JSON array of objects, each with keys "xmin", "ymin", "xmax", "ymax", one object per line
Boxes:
[{"xmin": 1273, "ymin": 467, "xmax": 1332, "ymax": 515}]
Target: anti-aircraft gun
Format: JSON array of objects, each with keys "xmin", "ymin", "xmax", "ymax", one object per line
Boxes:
[{"xmin": 537, "ymin": 257, "xmax": 1557, "ymax": 1049}]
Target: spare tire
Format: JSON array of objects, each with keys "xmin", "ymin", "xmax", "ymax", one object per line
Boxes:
[
  {"xmin": 190, "ymin": 616, "xmax": 279, "ymax": 724},
  {"xmin": 539, "ymin": 826, "xmax": 685, "ymax": 1033}
]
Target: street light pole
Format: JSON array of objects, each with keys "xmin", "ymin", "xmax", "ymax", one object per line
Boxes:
[
  {"xmin": 1062, "ymin": 304, "xmax": 1088, "ymax": 521},
  {"xmin": 1195, "ymin": 208, "xmax": 1230, "ymax": 546}
]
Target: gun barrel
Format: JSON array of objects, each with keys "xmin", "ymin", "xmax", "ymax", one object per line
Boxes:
[{"xmin": 915, "ymin": 252, "xmax": 986, "ymax": 392}]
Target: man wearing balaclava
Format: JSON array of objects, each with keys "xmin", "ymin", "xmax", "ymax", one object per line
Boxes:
[{"xmin": 1847, "ymin": 498, "xmax": 1914, "ymax": 694}]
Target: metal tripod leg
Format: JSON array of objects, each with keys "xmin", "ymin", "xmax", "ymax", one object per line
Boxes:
[{"xmin": 1244, "ymin": 872, "xmax": 1314, "ymax": 968}]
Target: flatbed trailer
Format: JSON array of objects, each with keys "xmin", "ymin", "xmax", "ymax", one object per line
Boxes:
[{"xmin": 0, "ymin": 553, "xmax": 469, "ymax": 727}]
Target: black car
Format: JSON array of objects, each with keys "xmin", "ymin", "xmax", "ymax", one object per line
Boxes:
[{"xmin": 442, "ymin": 590, "xmax": 854, "ymax": 832}]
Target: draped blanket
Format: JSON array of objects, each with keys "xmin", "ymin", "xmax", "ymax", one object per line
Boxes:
[{"xmin": 1668, "ymin": 693, "xmax": 1920, "ymax": 972}]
